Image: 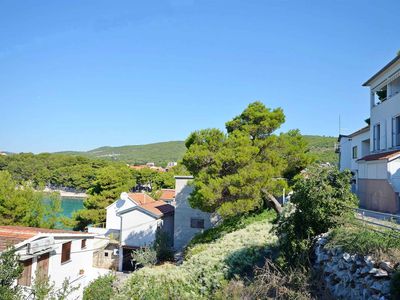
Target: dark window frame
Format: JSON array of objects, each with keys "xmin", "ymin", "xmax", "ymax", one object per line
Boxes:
[
  {"xmin": 190, "ymin": 218, "xmax": 205, "ymax": 229},
  {"xmin": 81, "ymin": 239, "xmax": 87, "ymax": 249},
  {"xmin": 352, "ymin": 146, "xmax": 358, "ymax": 159}
]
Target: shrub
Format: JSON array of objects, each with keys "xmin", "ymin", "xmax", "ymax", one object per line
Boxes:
[
  {"xmin": 83, "ymin": 274, "xmax": 116, "ymax": 300},
  {"xmin": 118, "ymin": 213, "xmax": 277, "ymax": 299},
  {"xmin": 132, "ymin": 247, "xmax": 157, "ymax": 268},
  {"xmin": 154, "ymin": 229, "xmax": 174, "ymax": 262},
  {"xmin": 327, "ymin": 222, "xmax": 400, "ymax": 259},
  {"xmin": 215, "ymin": 259, "xmax": 312, "ymax": 300},
  {"xmin": 188, "ymin": 209, "xmax": 276, "ymax": 248},
  {"xmin": 275, "ymin": 165, "xmax": 357, "ymax": 266}
]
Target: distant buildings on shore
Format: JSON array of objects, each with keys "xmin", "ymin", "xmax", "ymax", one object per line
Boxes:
[{"xmin": 129, "ymin": 161, "xmax": 178, "ymax": 173}]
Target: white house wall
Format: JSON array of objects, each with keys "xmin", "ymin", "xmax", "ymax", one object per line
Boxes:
[
  {"xmin": 173, "ymin": 177, "xmax": 215, "ymax": 251},
  {"xmin": 120, "ymin": 210, "xmax": 159, "ymax": 247},
  {"xmin": 339, "ymin": 137, "xmax": 352, "ymax": 171},
  {"xmin": 18, "ymin": 236, "xmax": 95, "ymax": 300},
  {"xmin": 388, "ymin": 159, "xmax": 400, "ymax": 192},
  {"xmin": 106, "ymin": 198, "xmax": 135, "ymax": 230},
  {"xmin": 370, "ymin": 93, "xmax": 400, "ymax": 151},
  {"xmin": 339, "ymin": 130, "xmax": 370, "ymax": 172},
  {"xmin": 358, "ymin": 161, "xmax": 388, "ymax": 180}
]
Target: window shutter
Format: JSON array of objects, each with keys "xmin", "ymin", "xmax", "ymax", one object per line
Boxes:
[{"xmin": 61, "ymin": 242, "xmax": 72, "ymax": 263}]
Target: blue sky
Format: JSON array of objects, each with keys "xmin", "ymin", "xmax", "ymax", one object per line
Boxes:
[{"xmin": 1, "ymin": 0, "xmax": 399, "ymax": 153}]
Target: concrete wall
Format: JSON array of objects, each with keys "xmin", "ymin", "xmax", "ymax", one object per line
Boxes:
[
  {"xmin": 358, "ymin": 178, "xmax": 399, "ymax": 213},
  {"xmin": 106, "ymin": 196, "xmax": 135, "ymax": 230},
  {"xmin": 173, "ymin": 176, "xmax": 215, "ymax": 251},
  {"xmin": 339, "ymin": 130, "xmax": 370, "ymax": 172},
  {"xmin": 388, "ymin": 158, "xmax": 400, "ymax": 192},
  {"xmin": 120, "ymin": 210, "xmax": 160, "ymax": 247},
  {"xmin": 339, "ymin": 137, "xmax": 352, "ymax": 171},
  {"xmin": 358, "ymin": 161, "xmax": 388, "ymax": 180},
  {"xmin": 17, "ymin": 236, "xmax": 96, "ymax": 299}
]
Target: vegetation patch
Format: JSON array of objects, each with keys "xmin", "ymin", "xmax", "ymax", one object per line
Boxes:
[
  {"xmin": 117, "ymin": 212, "xmax": 277, "ymax": 299},
  {"xmin": 327, "ymin": 222, "xmax": 400, "ymax": 261}
]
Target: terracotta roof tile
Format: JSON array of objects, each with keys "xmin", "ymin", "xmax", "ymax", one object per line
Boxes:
[
  {"xmin": 128, "ymin": 193, "xmax": 156, "ymax": 205},
  {"xmin": 0, "ymin": 226, "xmax": 86, "ymax": 252},
  {"xmin": 160, "ymin": 189, "xmax": 175, "ymax": 201},
  {"xmin": 358, "ymin": 150, "xmax": 400, "ymax": 162},
  {"xmin": 139, "ymin": 200, "xmax": 174, "ymax": 217}
]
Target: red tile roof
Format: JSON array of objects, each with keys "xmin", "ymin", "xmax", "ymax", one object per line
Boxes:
[
  {"xmin": 139, "ymin": 200, "xmax": 174, "ymax": 217},
  {"xmin": 160, "ymin": 189, "xmax": 175, "ymax": 201},
  {"xmin": 358, "ymin": 150, "xmax": 400, "ymax": 162},
  {"xmin": 128, "ymin": 193, "xmax": 156, "ymax": 205},
  {"xmin": 0, "ymin": 226, "xmax": 85, "ymax": 252}
]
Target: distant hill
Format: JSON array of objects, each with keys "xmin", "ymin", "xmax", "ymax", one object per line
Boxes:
[
  {"xmin": 56, "ymin": 135, "xmax": 338, "ymax": 167},
  {"xmin": 303, "ymin": 135, "xmax": 338, "ymax": 165},
  {"xmin": 57, "ymin": 141, "xmax": 187, "ymax": 167}
]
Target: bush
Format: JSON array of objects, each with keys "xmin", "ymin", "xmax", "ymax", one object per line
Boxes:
[
  {"xmin": 327, "ymin": 222, "xmax": 400, "ymax": 259},
  {"xmin": 215, "ymin": 259, "xmax": 312, "ymax": 300},
  {"xmin": 188, "ymin": 209, "xmax": 276, "ymax": 248},
  {"xmin": 132, "ymin": 247, "xmax": 157, "ymax": 267},
  {"xmin": 154, "ymin": 229, "xmax": 174, "ymax": 262},
  {"xmin": 83, "ymin": 274, "xmax": 116, "ymax": 300},
  {"xmin": 118, "ymin": 213, "xmax": 277, "ymax": 299},
  {"xmin": 275, "ymin": 165, "xmax": 357, "ymax": 266},
  {"xmin": 116, "ymin": 264, "xmax": 202, "ymax": 300}
]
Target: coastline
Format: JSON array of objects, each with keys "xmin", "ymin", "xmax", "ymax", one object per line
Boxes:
[{"xmin": 43, "ymin": 187, "xmax": 88, "ymax": 198}]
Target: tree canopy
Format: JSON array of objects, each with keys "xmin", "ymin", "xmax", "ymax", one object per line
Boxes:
[
  {"xmin": 182, "ymin": 101, "xmax": 314, "ymax": 218},
  {"xmin": 0, "ymin": 171, "xmax": 61, "ymax": 228}
]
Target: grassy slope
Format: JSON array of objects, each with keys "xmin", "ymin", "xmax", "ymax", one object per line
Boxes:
[
  {"xmin": 118, "ymin": 210, "xmax": 277, "ymax": 299},
  {"xmin": 56, "ymin": 135, "xmax": 338, "ymax": 166}
]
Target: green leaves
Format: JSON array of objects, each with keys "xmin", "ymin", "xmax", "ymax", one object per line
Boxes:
[
  {"xmin": 0, "ymin": 171, "xmax": 61, "ymax": 228},
  {"xmin": 182, "ymin": 102, "xmax": 313, "ymax": 218},
  {"xmin": 275, "ymin": 165, "xmax": 358, "ymax": 266}
]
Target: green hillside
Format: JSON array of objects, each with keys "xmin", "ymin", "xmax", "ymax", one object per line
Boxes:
[
  {"xmin": 56, "ymin": 135, "xmax": 338, "ymax": 166},
  {"xmin": 57, "ymin": 141, "xmax": 187, "ymax": 167},
  {"xmin": 303, "ymin": 135, "xmax": 338, "ymax": 165}
]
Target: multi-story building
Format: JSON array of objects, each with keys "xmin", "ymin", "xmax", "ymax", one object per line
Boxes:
[{"xmin": 339, "ymin": 54, "xmax": 400, "ymax": 214}]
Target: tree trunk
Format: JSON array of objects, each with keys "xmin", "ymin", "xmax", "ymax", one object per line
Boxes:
[{"xmin": 261, "ymin": 189, "xmax": 283, "ymax": 215}]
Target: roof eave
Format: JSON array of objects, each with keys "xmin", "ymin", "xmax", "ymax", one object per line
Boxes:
[{"xmin": 362, "ymin": 55, "xmax": 400, "ymax": 87}]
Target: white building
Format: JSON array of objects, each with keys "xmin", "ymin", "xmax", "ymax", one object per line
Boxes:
[
  {"xmin": 339, "ymin": 54, "xmax": 400, "ymax": 213},
  {"xmin": 173, "ymin": 176, "xmax": 217, "ymax": 251},
  {"xmin": 89, "ymin": 192, "xmax": 174, "ymax": 272},
  {"xmin": 0, "ymin": 226, "xmax": 105, "ymax": 299}
]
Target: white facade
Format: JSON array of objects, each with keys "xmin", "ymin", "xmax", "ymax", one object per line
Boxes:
[
  {"xmin": 105, "ymin": 192, "xmax": 135, "ymax": 230},
  {"xmin": 173, "ymin": 176, "xmax": 217, "ymax": 251},
  {"xmin": 339, "ymin": 55, "xmax": 400, "ymax": 213},
  {"xmin": 119, "ymin": 209, "xmax": 160, "ymax": 247},
  {"xmin": 11, "ymin": 232, "xmax": 103, "ymax": 300}
]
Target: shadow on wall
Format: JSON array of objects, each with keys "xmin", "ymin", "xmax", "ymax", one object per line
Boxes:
[
  {"xmin": 358, "ymin": 177, "xmax": 400, "ymax": 214},
  {"xmin": 124, "ymin": 224, "xmax": 158, "ymax": 247}
]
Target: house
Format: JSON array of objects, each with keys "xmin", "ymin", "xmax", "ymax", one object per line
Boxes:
[
  {"xmin": 89, "ymin": 192, "xmax": 174, "ymax": 272},
  {"xmin": 338, "ymin": 54, "xmax": 400, "ymax": 214},
  {"xmin": 173, "ymin": 176, "xmax": 217, "ymax": 251},
  {"xmin": 0, "ymin": 226, "xmax": 106, "ymax": 299},
  {"xmin": 159, "ymin": 188, "xmax": 175, "ymax": 204}
]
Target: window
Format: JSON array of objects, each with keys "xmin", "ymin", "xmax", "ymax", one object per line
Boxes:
[
  {"xmin": 61, "ymin": 241, "xmax": 71, "ymax": 263},
  {"xmin": 18, "ymin": 258, "xmax": 32, "ymax": 286},
  {"xmin": 104, "ymin": 252, "xmax": 109, "ymax": 257},
  {"xmin": 81, "ymin": 239, "xmax": 86, "ymax": 249},
  {"xmin": 190, "ymin": 218, "xmax": 204, "ymax": 229},
  {"xmin": 373, "ymin": 124, "xmax": 381, "ymax": 151},
  {"xmin": 392, "ymin": 116, "xmax": 400, "ymax": 147},
  {"xmin": 352, "ymin": 146, "xmax": 358, "ymax": 159}
]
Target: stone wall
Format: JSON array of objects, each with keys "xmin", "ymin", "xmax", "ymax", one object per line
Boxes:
[{"xmin": 314, "ymin": 234, "xmax": 396, "ymax": 300}]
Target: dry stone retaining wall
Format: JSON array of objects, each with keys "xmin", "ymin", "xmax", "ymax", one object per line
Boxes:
[{"xmin": 314, "ymin": 234, "xmax": 397, "ymax": 300}]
